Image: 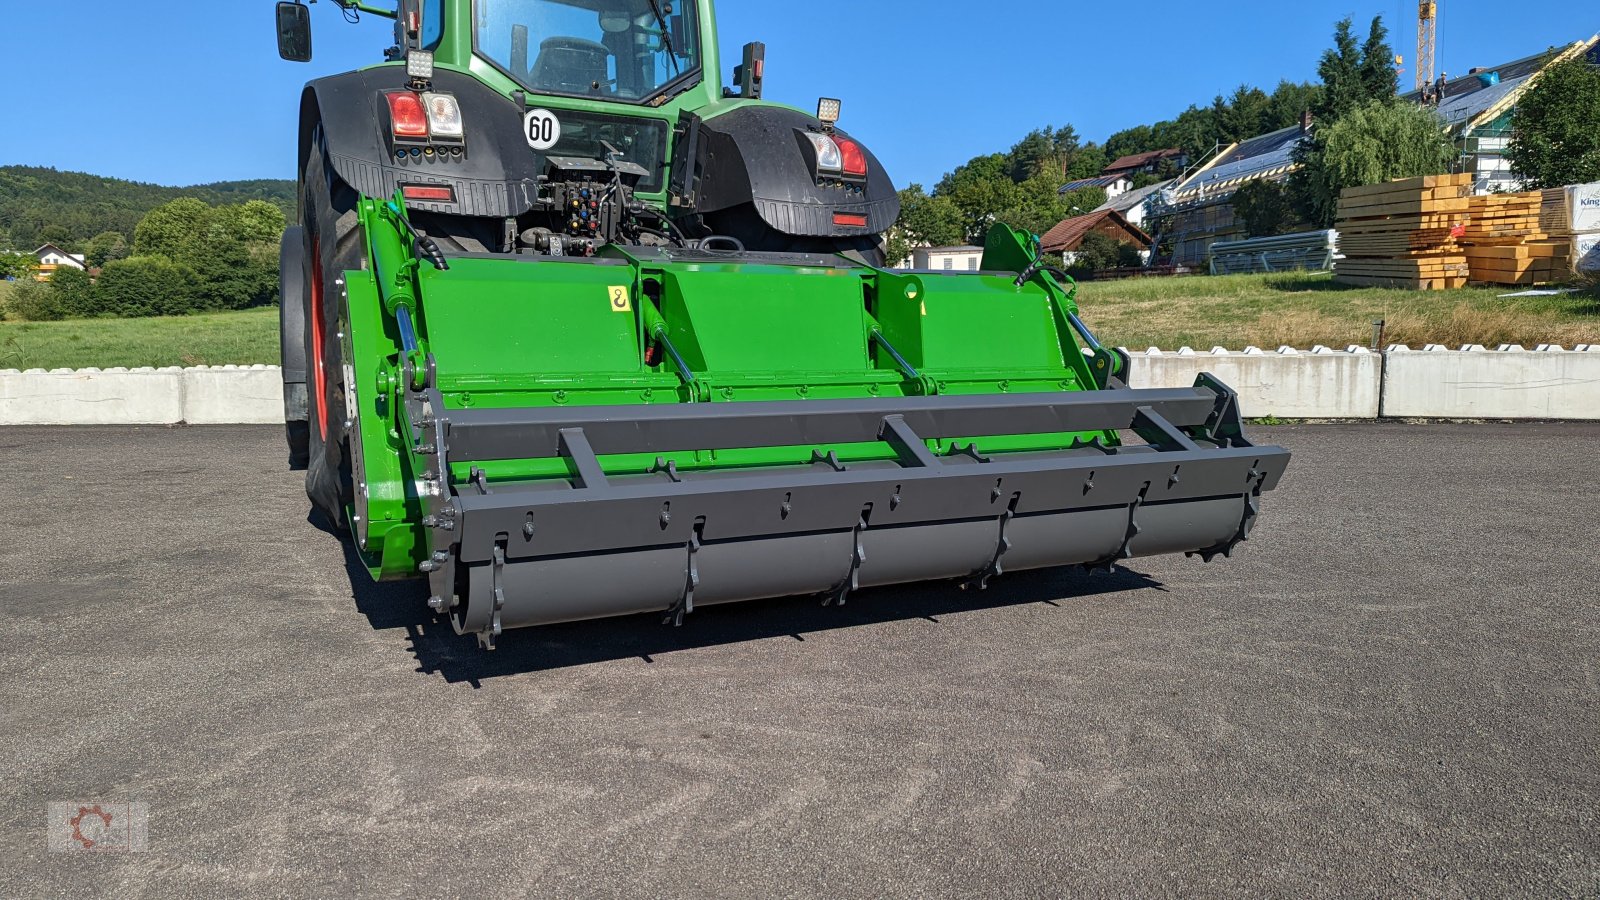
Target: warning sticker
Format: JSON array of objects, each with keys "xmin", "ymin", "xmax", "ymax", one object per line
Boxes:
[{"xmin": 608, "ymin": 285, "xmax": 633, "ymax": 312}]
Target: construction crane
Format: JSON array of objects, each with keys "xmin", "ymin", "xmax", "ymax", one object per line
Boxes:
[{"xmin": 1417, "ymin": 1, "xmax": 1438, "ymax": 93}]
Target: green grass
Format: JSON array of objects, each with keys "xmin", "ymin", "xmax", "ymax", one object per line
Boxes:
[
  {"xmin": 1077, "ymin": 271, "xmax": 1600, "ymax": 350},
  {"xmin": 0, "ymin": 272, "xmax": 1594, "ymax": 370},
  {"xmin": 0, "ymin": 307, "xmax": 279, "ymax": 370}
]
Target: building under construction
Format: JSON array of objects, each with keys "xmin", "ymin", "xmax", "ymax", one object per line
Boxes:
[{"xmin": 1144, "ymin": 32, "xmax": 1600, "ymax": 268}]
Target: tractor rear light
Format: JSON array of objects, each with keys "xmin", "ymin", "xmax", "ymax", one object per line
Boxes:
[
  {"xmin": 386, "ymin": 92, "xmax": 429, "ymax": 139},
  {"xmin": 803, "ymin": 133, "xmax": 842, "ymax": 173},
  {"xmin": 835, "ymin": 137, "xmax": 868, "ymax": 179},
  {"xmin": 402, "ymin": 185, "xmax": 456, "ymax": 203},
  {"xmin": 833, "ymin": 212, "xmax": 869, "ymax": 228},
  {"xmin": 407, "ymin": 49, "xmax": 435, "ymax": 80},
  {"xmin": 421, "ymin": 92, "xmax": 464, "ymax": 139}
]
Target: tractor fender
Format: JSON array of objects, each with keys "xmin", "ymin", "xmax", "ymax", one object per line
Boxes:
[
  {"xmin": 297, "ymin": 67, "xmax": 545, "ymax": 220},
  {"xmin": 278, "ymin": 225, "xmax": 308, "ymax": 423},
  {"xmin": 680, "ymin": 105, "xmax": 899, "ymax": 237}
]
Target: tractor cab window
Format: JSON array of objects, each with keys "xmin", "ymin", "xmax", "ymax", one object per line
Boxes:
[{"xmin": 475, "ymin": 0, "xmax": 700, "ymax": 102}]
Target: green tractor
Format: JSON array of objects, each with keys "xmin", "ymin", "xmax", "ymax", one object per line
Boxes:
[{"xmin": 274, "ymin": 0, "xmax": 1289, "ymax": 649}]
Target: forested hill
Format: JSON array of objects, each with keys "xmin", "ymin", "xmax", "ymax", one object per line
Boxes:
[{"xmin": 0, "ymin": 166, "xmax": 295, "ymax": 250}]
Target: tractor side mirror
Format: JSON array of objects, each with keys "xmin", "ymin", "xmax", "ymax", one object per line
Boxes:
[
  {"xmin": 276, "ymin": 2, "xmax": 313, "ymax": 63},
  {"xmin": 730, "ymin": 42, "xmax": 764, "ymax": 99}
]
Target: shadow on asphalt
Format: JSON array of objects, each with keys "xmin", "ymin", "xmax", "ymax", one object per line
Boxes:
[{"xmin": 323, "ymin": 516, "xmax": 1166, "ymax": 687}]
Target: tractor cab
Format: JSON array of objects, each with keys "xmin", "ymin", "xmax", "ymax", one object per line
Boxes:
[{"xmin": 474, "ymin": 0, "xmax": 702, "ymax": 103}]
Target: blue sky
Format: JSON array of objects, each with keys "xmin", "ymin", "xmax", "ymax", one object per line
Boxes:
[{"xmin": 7, "ymin": 1, "xmax": 1593, "ymax": 188}]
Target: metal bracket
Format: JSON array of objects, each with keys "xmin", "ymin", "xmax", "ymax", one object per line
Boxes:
[
  {"xmin": 481, "ymin": 542, "xmax": 507, "ymax": 650},
  {"xmin": 810, "ymin": 450, "xmax": 847, "ymax": 472},
  {"xmin": 470, "ymin": 466, "xmax": 491, "ymax": 495},
  {"xmin": 559, "ymin": 428, "xmax": 609, "ymax": 490},
  {"xmin": 1195, "ymin": 373, "xmax": 1253, "ymax": 448},
  {"xmin": 1089, "ymin": 484, "xmax": 1149, "ymax": 574},
  {"xmin": 966, "ymin": 494, "xmax": 1019, "ymax": 591},
  {"xmin": 664, "ymin": 521, "xmax": 703, "ymax": 626},
  {"xmin": 1132, "ymin": 406, "xmax": 1202, "ymax": 452},
  {"xmin": 1190, "ymin": 469, "xmax": 1267, "ymax": 563},
  {"xmin": 880, "ymin": 415, "xmax": 939, "ymax": 468},
  {"xmin": 825, "ymin": 508, "xmax": 870, "ymax": 608},
  {"xmin": 946, "ymin": 442, "xmax": 990, "ymax": 463}
]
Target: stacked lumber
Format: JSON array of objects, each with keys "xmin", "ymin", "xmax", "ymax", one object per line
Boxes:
[
  {"xmin": 1463, "ymin": 241, "xmax": 1570, "ymax": 285},
  {"xmin": 1461, "ymin": 191, "xmax": 1569, "ymax": 286},
  {"xmin": 1332, "ymin": 174, "xmax": 1471, "ymax": 290}
]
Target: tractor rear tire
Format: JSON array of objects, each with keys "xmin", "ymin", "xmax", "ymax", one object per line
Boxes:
[{"xmin": 301, "ymin": 137, "xmax": 364, "ymax": 532}]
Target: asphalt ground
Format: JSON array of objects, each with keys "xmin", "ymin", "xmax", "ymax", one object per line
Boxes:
[{"xmin": 1, "ymin": 423, "xmax": 1597, "ymax": 897}]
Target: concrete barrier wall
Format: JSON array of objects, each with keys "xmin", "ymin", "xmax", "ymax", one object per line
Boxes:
[
  {"xmin": 1382, "ymin": 345, "xmax": 1600, "ymax": 420},
  {"xmin": 2, "ymin": 349, "xmax": 1598, "ymax": 424},
  {"xmin": 0, "ymin": 365, "xmax": 281, "ymax": 426},
  {"xmin": 182, "ymin": 366, "xmax": 284, "ymax": 425},
  {"xmin": 1125, "ymin": 346, "xmax": 1382, "ymax": 419}
]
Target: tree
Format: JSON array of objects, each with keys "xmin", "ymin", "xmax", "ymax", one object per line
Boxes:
[
  {"xmin": 1314, "ymin": 15, "xmax": 1398, "ymax": 123},
  {"xmin": 994, "ymin": 180, "xmax": 1106, "ymax": 242},
  {"xmin": 1266, "ymin": 81, "xmax": 1324, "ymax": 132},
  {"xmin": 1002, "ymin": 126, "xmax": 1107, "ymax": 183},
  {"xmin": 1507, "ymin": 57, "xmax": 1600, "ymax": 189},
  {"xmin": 127, "ymin": 197, "xmax": 281, "ymax": 312},
  {"xmin": 1232, "ymin": 181, "xmax": 1303, "ymax": 237},
  {"xmin": 1291, "ymin": 99, "xmax": 1456, "ymax": 227},
  {"xmin": 0, "ymin": 165, "xmax": 294, "ymax": 251},
  {"xmin": 1008, "ymin": 128, "xmax": 1065, "ymax": 182},
  {"xmin": 1104, "ymin": 125, "xmax": 1156, "ymax": 163},
  {"xmin": 1314, "ymin": 18, "xmax": 1365, "ymax": 121},
  {"xmin": 84, "ymin": 231, "xmax": 129, "ymax": 268},
  {"xmin": 213, "ymin": 200, "xmax": 287, "ymax": 245},
  {"xmin": 1066, "ymin": 232, "xmax": 1143, "ymax": 278},
  {"xmin": 6, "ymin": 277, "xmax": 65, "ymax": 321},
  {"xmin": 1359, "ymin": 16, "xmax": 1399, "ymax": 102},
  {"xmin": 132, "ymin": 197, "xmax": 212, "ymax": 261},
  {"xmin": 1222, "ymin": 85, "xmax": 1272, "ymax": 144},
  {"xmin": 47, "ymin": 266, "xmax": 96, "ymax": 317},
  {"xmin": 38, "ymin": 224, "xmax": 73, "ymax": 249},
  {"xmin": 0, "ymin": 251, "xmax": 33, "ymax": 280},
  {"xmin": 90, "ymin": 256, "xmax": 203, "ymax": 317},
  {"xmin": 885, "ymin": 184, "xmax": 966, "ymax": 265},
  {"xmin": 192, "ymin": 239, "xmax": 277, "ymax": 311},
  {"xmin": 1064, "ymin": 144, "xmax": 1108, "ymax": 181}
]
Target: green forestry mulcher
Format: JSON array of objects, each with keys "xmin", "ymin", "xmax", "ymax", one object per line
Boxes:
[{"xmin": 274, "ymin": 0, "xmax": 1290, "ymax": 649}]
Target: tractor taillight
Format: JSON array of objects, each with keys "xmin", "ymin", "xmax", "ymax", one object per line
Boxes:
[
  {"xmin": 386, "ymin": 92, "xmax": 429, "ymax": 139},
  {"xmin": 835, "ymin": 138, "xmax": 868, "ymax": 179},
  {"xmin": 421, "ymin": 92, "xmax": 464, "ymax": 139},
  {"xmin": 402, "ymin": 185, "xmax": 456, "ymax": 203},
  {"xmin": 803, "ymin": 133, "xmax": 842, "ymax": 173}
]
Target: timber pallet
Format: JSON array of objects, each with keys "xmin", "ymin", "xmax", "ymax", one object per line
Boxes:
[{"xmin": 1332, "ymin": 273, "xmax": 1469, "ymax": 290}]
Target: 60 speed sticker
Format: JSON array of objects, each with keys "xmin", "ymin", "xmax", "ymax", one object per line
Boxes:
[{"xmin": 524, "ymin": 108, "xmax": 562, "ymax": 150}]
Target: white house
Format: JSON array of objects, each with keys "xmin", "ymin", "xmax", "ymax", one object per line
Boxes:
[
  {"xmin": 908, "ymin": 245, "xmax": 984, "ymax": 271},
  {"xmin": 34, "ymin": 244, "xmax": 88, "ymax": 280}
]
